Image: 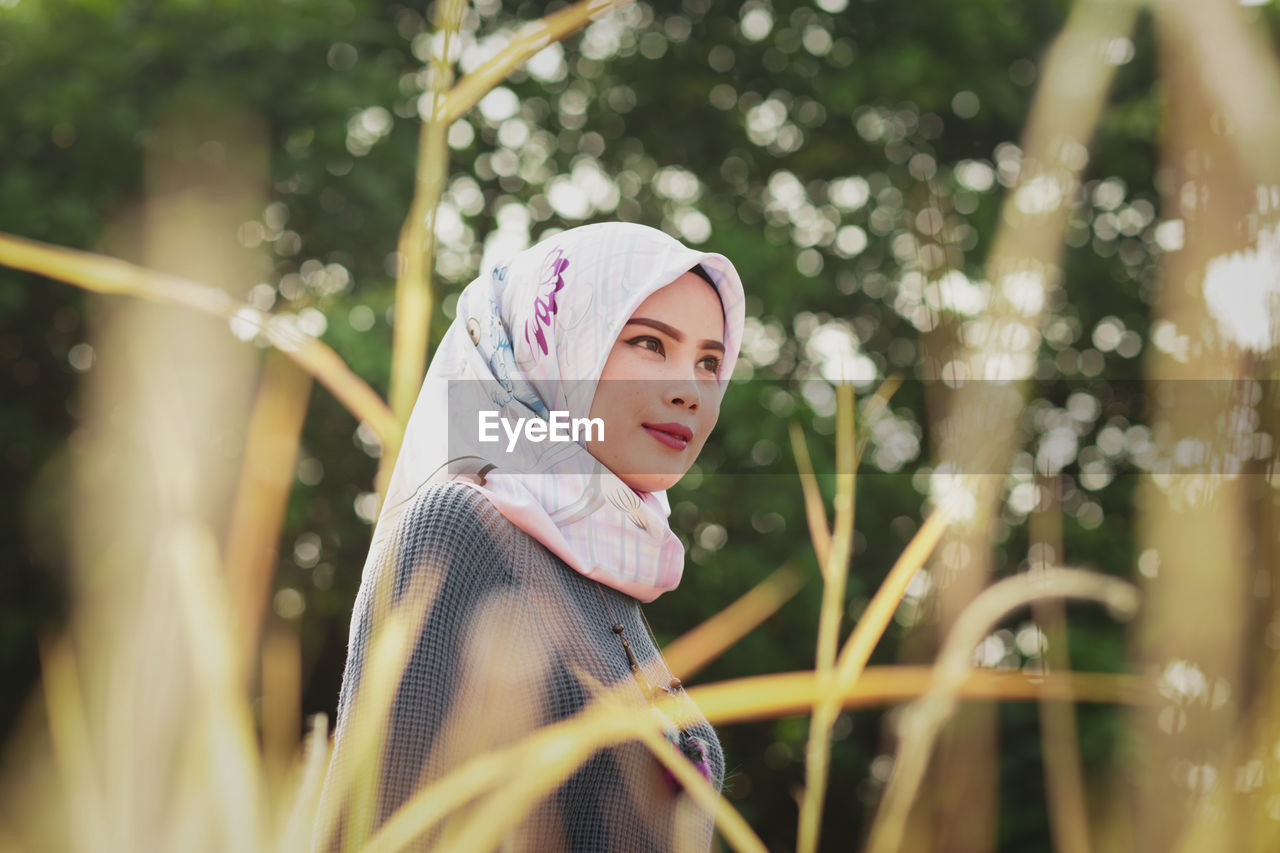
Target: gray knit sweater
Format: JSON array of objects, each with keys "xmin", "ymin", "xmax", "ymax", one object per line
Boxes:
[{"xmin": 317, "ymin": 481, "xmax": 724, "ymax": 852}]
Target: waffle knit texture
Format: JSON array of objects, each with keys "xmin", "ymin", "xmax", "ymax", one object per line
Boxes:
[{"xmin": 314, "ymin": 481, "xmax": 725, "ymax": 852}]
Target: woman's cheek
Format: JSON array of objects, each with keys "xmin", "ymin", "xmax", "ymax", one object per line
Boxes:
[{"xmin": 702, "ymin": 397, "xmax": 722, "ymax": 427}]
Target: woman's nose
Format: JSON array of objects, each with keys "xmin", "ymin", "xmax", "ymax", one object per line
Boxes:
[{"xmin": 666, "ymin": 376, "xmax": 701, "ymax": 411}]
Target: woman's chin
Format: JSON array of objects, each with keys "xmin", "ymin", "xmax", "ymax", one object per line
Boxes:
[{"xmin": 618, "ymin": 470, "xmax": 683, "ymax": 494}]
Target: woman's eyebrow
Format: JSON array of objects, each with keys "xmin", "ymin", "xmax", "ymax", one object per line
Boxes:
[{"xmin": 625, "ymin": 317, "xmax": 725, "ymax": 353}]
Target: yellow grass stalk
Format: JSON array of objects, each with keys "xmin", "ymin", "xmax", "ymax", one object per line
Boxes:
[
  {"xmin": 310, "ymin": 563, "xmax": 439, "ymax": 853},
  {"xmin": 446, "ymin": 697, "xmax": 764, "ymax": 853},
  {"xmin": 980, "ymin": 0, "xmax": 1140, "ymax": 289},
  {"xmin": 1030, "ymin": 477, "xmax": 1092, "ymax": 853},
  {"xmin": 384, "ymin": 0, "xmax": 465, "ymax": 483},
  {"xmin": 797, "ymin": 382, "xmax": 857, "ymax": 853},
  {"xmin": 36, "ymin": 637, "xmax": 108, "ymax": 853},
  {"xmin": 359, "ymin": 676, "xmax": 637, "ymax": 853},
  {"xmin": 360, "ymin": 733, "xmax": 530, "ymax": 853},
  {"xmin": 687, "ymin": 667, "xmax": 1150, "ymax": 725},
  {"xmin": 361, "ymin": 657, "xmax": 1139, "ymax": 851},
  {"xmin": 0, "ymin": 821, "xmax": 27, "ymax": 853},
  {"xmin": 635, "ymin": 720, "xmax": 769, "ymax": 853},
  {"xmin": 317, "ymin": 607, "xmax": 425, "ymax": 853},
  {"xmin": 275, "ymin": 712, "xmax": 332, "ymax": 853},
  {"xmin": 382, "ymin": 0, "xmax": 636, "ymax": 491},
  {"xmin": 825, "ymin": 383, "xmax": 857, "ymax": 665},
  {"xmin": 797, "ymin": 495, "xmax": 954, "ymax": 848},
  {"xmin": 854, "ymin": 375, "xmax": 902, "ymax": 460},
  {"xmin": 787, "ymin": 421, "xmax": 831, "ymax": 569},
  {"xmin": 261, "ymin": 626, "xmax": 304, "ymax": 781},
  {"xmin": 864, "ymin": 568, "xmax": 1140, "ymax": 853},
  {"xmin": 443, "ymin": 0, "xmax": 638, "ymax": 126},
  {"xmin": 1169, "ymin": 647, "xmax": 1280, "ymax": 853},
  {"xmin": 440, "ymin": 719, "xmax": 641, "ymax": 852},
  {"xmin": 662, "ymin": 562, "xmax": 806, "ymax": 681},
  {"xmin": 350, "ymin": 655, "xmax": 1144, "ymax": 851},
  {"xmin": 0, "ymin": 231, "xmax": 398, "ymax": 451},
  {"xmin": 1158, "ymin": 0, "xmax": 1280, "ymax": 182},
  {"xmin": 912, "ymin": 2, "xmax": 1141, "ymax": 844},
  {"xmin": 366, "ymin": 688, "xmax": 767, "ymax": 853},
  {"xmin": 166, "ymin": 521, "xmax": 267, "ymax": 852},
  {"xmin": 1125, "ymin": 1, "xmax": 1280, "ymax": 849},
  {"xmin": 159, "ymin": 737, "xmax": 214, "ymax": 853},
  {"xmin": 224, "ymin": 352, "xmax": 313, "ymax": 684},
  {"xmin": 281, "ymin": 337, "xmax": 398, "ymax": 457}
]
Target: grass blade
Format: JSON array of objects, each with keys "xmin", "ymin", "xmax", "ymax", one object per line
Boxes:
[
  {"xmin": 832, "ymin": 499, "xmax": 956, "ymax": 696},
  {"xmin": 443, "ymin": 0, "xmax": 637, "ymax": 126},
  {"xmin": 864, "ymin": 568, "xmax": 1139, "ymax": 853},
  {"xmin": 636, "ymin": 720, "xmax": 768, "ymax": 853},
  {"xmin": 0, "ymin": 231, "xmax": 398, "ymax": 450},
  {"xmin": 1030, "ymin": 476, "xmax": 1092, "ymax": 853},
  {"xmin": 224, "ymin": 352, "xmax": 313, "ymax": 683},
  {"xmin": 36, "ymin": 636, "xmax": 108, "ymax": 853},
  {"xmin": 787, "ymin": 421, "xmax": 831, "ymax": 570},
  {"xmin": 687, "ymin": 667, "xmax": 1150, "ymax": 725},
  {"xmin": 796, "ymin": 382, "xmax": 857, "ymax": 853},
  {"xmin": 275, "ymin": 712, "xmax": 333, "ymax": 853},
  {"xmin": 384, "ymin": 0, "xmax": 465, "ymax": 491},
  {"xmin": 662, "ymin": 562, "xmax": 806, "ymax": 681}
]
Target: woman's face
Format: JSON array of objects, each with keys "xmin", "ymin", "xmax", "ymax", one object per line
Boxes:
[{"xmin": 586, "ymin": 271, "xmax": 726, "ymax": 493}]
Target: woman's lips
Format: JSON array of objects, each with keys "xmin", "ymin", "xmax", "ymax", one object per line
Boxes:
[{"xmin": 643, "ymin": 424, "xmax": 690, "ymax": 450}]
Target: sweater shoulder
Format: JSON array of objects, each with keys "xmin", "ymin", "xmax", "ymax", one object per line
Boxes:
[{"xmin": 397, "ymin": 480, "xmax": 513, "ymax": 558}]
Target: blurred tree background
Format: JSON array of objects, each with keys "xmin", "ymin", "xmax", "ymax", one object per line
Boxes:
[{"xmin": 2, "ymin": 0, "xmax": 1277, "ymax": 850}]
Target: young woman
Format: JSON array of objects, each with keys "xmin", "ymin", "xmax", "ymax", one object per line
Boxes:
[{"xmin": 316, "ymin": 222, "xmax": 746, "ymax": 851}]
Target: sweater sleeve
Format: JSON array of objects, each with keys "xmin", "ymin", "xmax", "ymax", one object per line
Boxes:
[{"xmin": 318, "ymin": 481, "xmax": 532, "ymax": 849}]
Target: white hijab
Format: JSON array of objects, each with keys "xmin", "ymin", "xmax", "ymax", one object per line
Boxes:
[{"xmin": 370, "ymin": 222, "xmax": 746, "ymax": 602}]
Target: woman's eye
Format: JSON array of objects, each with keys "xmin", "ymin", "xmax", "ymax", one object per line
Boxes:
[
  {"xmin": 630, "ymin": 336, "xmax": 663, "ymax": 353},
  {"xmin": 629, "ymin": 336, "xmax": 718, "ymax": 374}
]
